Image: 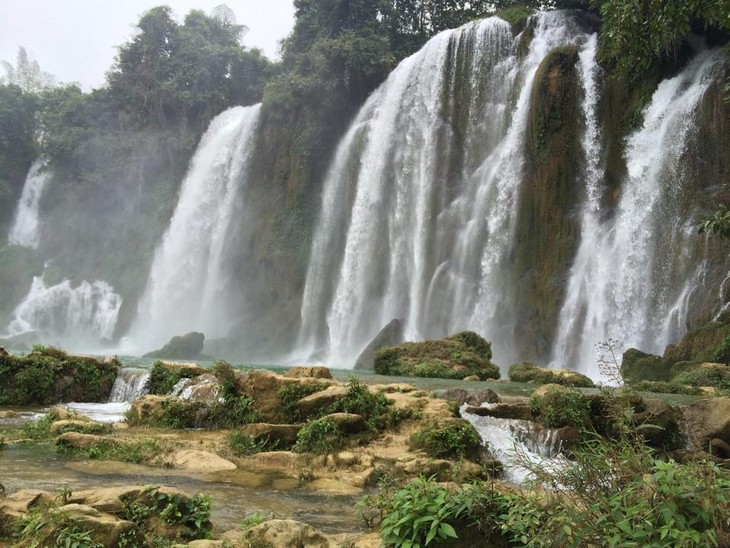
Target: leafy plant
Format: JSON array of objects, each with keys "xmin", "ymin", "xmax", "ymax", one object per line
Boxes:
[
  {"xmin": 409, "ymin": 419, "xmax": 482, "ymax": 460},
  {"xmin": 227, "ymin": 431, "xmax": 277, "ymax": 456},
  {"xmin": 293, "ymin": 417, "xmax": 343, "ymax": 454},
  {"xmin": 530, "ymin": 385, "xmax": 591, "ymax": 429},
  {"xmin": 278, "ymin": 381, "xmax": 328, "ymax": 423}
]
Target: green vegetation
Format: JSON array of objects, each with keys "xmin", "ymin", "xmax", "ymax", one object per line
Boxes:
[
  {"xmin": 374, "ymin": 331, "xmax": 500, "ymax": 380},
  {"xmin": 529, "ymin": 385, "xmax": 591, "ymax": 429},
  {"xmin": 508, "ymin": 361, "xmax": 594, "ymax": 387},
  {"xmin": 128, "ymin": 394, "xmax": 261, "ymax": 430},
  {"xmin": 699, "ymin": 205, "xmax": 730, "ymax": 239},
  {"xmin": 329, "ymin": 376, "xmax": 391, "ymax": 429},
  {"xmin": 278, "ymin": 381, "xmax": 329, "ymax": 422},
  {"xmin": 227, "ymin": 431, "xmax": 278, "ymax": 456},
  {"xmin": 409, "ymin": 419, "xmax": 482, "ymax": 460},
  {"xmin": 0, "ymin": 346, "xmax": 119, "ymax": 405},
  {"xmin": 292, "ymin": 417, "xmax": 343, "ymax": 454},
  {"xmin": 144, "ymin": 360, "xmax": 205, "ymax": 396}
]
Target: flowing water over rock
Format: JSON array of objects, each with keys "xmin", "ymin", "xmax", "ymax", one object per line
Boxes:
[
  {"xmin": 461, "ymin": 405, "xmax": 566, "ymax": 484},
  {"xmin": 128, "ymin": 105, "xmax": 261, "ymax": 353},
  {"xmin": 109, "ymin": 368, "xmax": 150, "ymax": 403},
  {"xmin": 298, "ymin": 12, "xmax": 600, "ymax": 367},
  {"xmin": 551, "ymin": 49, "xmax": 725, "ymax": 378},
  {"xmin": 8, "ymin": 157, "xmax": 50, "ymax": 249},
  {"xmin": 5, "ymin": 275, "xmax": 122, "ymax": 350}
]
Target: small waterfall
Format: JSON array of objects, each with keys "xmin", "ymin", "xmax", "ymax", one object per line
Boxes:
[
  {"xmin": 8, "ymin": 158, "xmax": 51, "ymax": 248},
  {"xmin": 551, "ymin": 49, "xmax": 725, "ymax": 379},
  {"xmin": 129, "ymin": 105, "xmax": 261, "ymax": 352},
  {"xmin": 462, "ymin": 406, "xmax": 566, "ymax": 484},
  {"xmin": 298, "ymin": 12, "xmax": 597, "ymax": 366},
  {"xmin": 109, "ymin": 368, "xmax": 150, "ymax": 402},
  {"xmin": 5, "ymin": 275, "xmax": 122, "ymax": 349}
]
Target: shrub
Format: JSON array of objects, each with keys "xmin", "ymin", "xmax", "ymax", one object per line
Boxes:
[
  {"xmin": 329, "ymin": 376, "xmax": 390, "ymax": 429},
  {"xmin": 227, "ymin": 431, "xmax": 277, "ymax": 456},
  {"xmin": 145, "ymin": 361, "xmax": 204, "ymax": 396},
  {"xmin": 530, "ymin": 386, "xmax": 591, "ymax": 429},
  {"xmin": 632, "ymin": 380, "xmax": 702, "ymax": 396},
  {"xmin": 293, "ymin": 417, "xmax": 343, "ymax": 454},
  {"xmin": 509, "ymin": 361, "xmax": 595, "ymax": 387},
  {"xmin": 620, "ymin": 348, "xmax": 667, "ymax": 382},
  {"xmin": 672, "ymin": 363, "xmax": 730, "ymax": 389},
  {"xmin": 278, "ymin": 381, "xmax": 328, "ymax": 423},
  {"xmin": 409, "ymin": 419, "xmax": 482, "ymax": 460}
]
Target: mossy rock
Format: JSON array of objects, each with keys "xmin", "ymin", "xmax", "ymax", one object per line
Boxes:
[
  {"xmin": 373, "ymin": 331, "xmax": 499, "ymax": 380},
  {"xmin": 409, "ymin": 418, "xmax": 483, "ymax": 460},
  {"xmin": 663, "ymin": 321, "xmax": 730, "ymax": 366},
  {"xmin": 145, "ymin": 360, "xmax": 206, "ymax": 396},
  {"xmin": 509, "ymin": 361, "xmax": 594, "ymax": 387},
  {"xmin": 530, "ymin": 385, "xmax": 591, "ymax": 429},
  {"xmin": 671, "ymin": 363, "xmax": 730, "ymax": 390},
  {"xmin": 620, "ymin": 348, "xmax": 666, "ymax": 382},
  {"xmin": 143, "ymin": 332, "xmax": 205, "ymax": 360},
  {"xmin": 0, "ymin": 346, "xmax": 120, "ymax": 405}
]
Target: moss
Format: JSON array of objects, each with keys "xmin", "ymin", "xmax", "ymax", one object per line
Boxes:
[
  {"xmin": 128, "ymin": 395, "xmax": 261, "ymax": 430},
  {"xmin": 508, "ymin": 361, "xmax": 594, "ymax": 387},
  {"xmin": 672, "ymin": 363, "xmax": 730, "ymax": 389},
  {"xmin": 530, "ymin": 386, "xmax": 591, "ymax": 429},
  {"xmin": 663, "ymin": 321, "xmax": 730, "ymax": 366},
  {"xmin": 632, "ymin": 380, "xmax": 702, "ymax": 396},
  {"xmin": 278, "ymin": 381, "xmax": 329, "ymax": 423},
  {"xmin": 374, "ymin": 332, "xmax": 499, "ymax": 380},
  {"xmin": 145, "ymin": 361, "xmax": 205, "ymax": 396},
  {"xmin": 0, "ymin": 346, "xmax": 119, "ymax": 405},
  {"xmin": 620, "ymin": 348, "xmax": 667, "ymax": 383}
]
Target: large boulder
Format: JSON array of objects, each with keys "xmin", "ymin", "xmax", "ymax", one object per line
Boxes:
[
  {"xmin": 374, "ymin": 331, "xmax": 500, "ymax": 380},
  {"xmin": 296, "ymin": 385, "xmax": 350, "ymax": 419},
  {"xmin": 354, "ymin": 319, "xmax": 405, "ymax": 371},
  {"xmin": 164, "ymin": 450, "xmax": 237, "ymax": 472},
  {"xmin": 235, "ymin": 370, "xmax": 305, "ymax": 423},
  {"xmin": 286, "ymin": 366, "xmax": 333, "ymax": 379},
  {"xmin": 685, "ymin": 397, "xmax": 730, "ymax": 451},
  {"xmin": 144, "ymin": 332, "xmax": 206, "ymax": 360},
  {"xmin": 55, "ymin": 432, "xmax": 117, "ymax": 450},
  {"xmin": 509, "ymin": 361, "xmax": 594, "ymax": 387},
  {"xmin": 170, "ymin": 373, "xmax": 221, "ymax": 402}
]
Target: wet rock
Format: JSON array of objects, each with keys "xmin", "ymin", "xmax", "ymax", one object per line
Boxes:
[
  {"xmin": 286, "ymin": 366, "xmax": 333, "ymax": 379},
  {"xmin": 144, "ymin": 331, "xmax": 205, "ymax": 360},
  {"xmin": 236, "ymin": 370, "xmax": 306, "ymax": 423},
  {"xmin": 165, "ymin": 450, "xmax": 236, "ymax": 472},
  {"xmin": 241, "ymin": 519, "xmax": 331, "ymax": 548},
  {"xmin": 354, "ymin": 319, "xmax": 404, "ymax": 371},
  {"xmin": 127, "ymin": 395, "xmax": 168, "ymax": 422},
  {"xmin": 240, "ymin": 423, "xmax": 303, "ymax": 449},
  {"xmin": 464, "ymin": 403, "xmax": 532, "ymax": 421},
  {"xmin": 710, "ymin": 438, "xmax": 730, "ymax": 458},
  {"xmin": 685, "ymin": 397, "xmax": 730, "ymax": 450},
  {"xmin": 441, "ymin": 388, "xmax": 500, "ymax": 406},
  {"xmin": 172, "ymin": 373, "xmax": 221, "ymax": 402}
]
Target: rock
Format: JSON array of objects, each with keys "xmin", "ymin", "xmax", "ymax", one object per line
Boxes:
[
  {"xmin": 554, "ymin": 426, "xmax": 580, "ymax": 451},
  {"xmin": 241, "ymin": 423, "xmax": 303, "ymax": 449},
  {"xmin": 236, "ymin": 370, "xmax": 305, "ymax": 423},
  {"xmin": 297, "ymin": 385, "xmax": 350, "ymax": 419},
  {"xmin": 171, "ymin": 373, "xmax": 221, "ymax": 402},
  {"xmin": 127, "ymin": 395, "xmax": 169, "ymax": 422},
  {"xmin": 1, "ymin": 489, "xmax": 55, "ymax": 512},
  {"xmin": 286, "ymin": 366, "xmax": 333, "ymax": 379},
  {"xmin": 69, "ymin": 486, "xmax": 146, "ymax": 515},
  {"xmin": 354, "ymin": 319, "xmax": 405, "ymax": 371},
  {"xmin": 685, "ymin": 397, "xmax": 730, "ymax": 450},
  {"xmin": 374, "ymin": 331, "xmax": 500, "ymax": 380},
  {"xmin": 183, "ymin": 541, "xmax": 225, "ymax": 547},
  {"xmin": 0, "ymin": 410, "xmax": 19, "ymax": 418},
  {"xmin": 252, "ymin": 451, "xmax": 302, "ymax": 470},
  {"xmin": 632, "ymin": 400, "xmax": 683, "ymax": 450},
  {"xmin": 464, "ymin": 403, "xmax": 532, "ymax": 421},
  {"xmin": 241, "ymin": 519, "xmax": 331, "ymax": 548},
  {"xmin": 49, "ymin": 419, "xmax": 103, "ymax": 435},
  {"xmin": 710, "ymin": 438, "xmax": 730, "ymax": 458},
  {"xmin": 322, "ymin": 412, "xmax": 368, "ymax": 434},
  {"xmin": 59, "ymin": 506, "xmax": 140, "ymax": 546},
  {"xmin": 144, "ymin": 331, "xmax": 205, "ymax": 360},
  {"xmin": 49, "ymin": 405, "xmax": 83, "ymax": 420},
  {"xmin": 441, "ymin": 388, "xmax": 500, "ymax": 406},
  {"xmin": 55, "ymin": 432, "xmax": 116, "ymax": 450},
  {"xmin": 463, "ymin": 375, "xmax": 480, "ymax": 381},
  {"xmin": 620, "ymin": 348, "xmax": 666, "ymax": 382},
  {"xmin": 165, "ymin": 450, "xmax": 237, "ymax": 472},
  {"xmin": 0, "ymin": 482, "xmax": 4, "ymax": 497}
]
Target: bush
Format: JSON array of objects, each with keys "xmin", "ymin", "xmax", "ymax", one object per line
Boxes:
[
  {"xmin": 632, "ymin": 380, "xmax": 702, "ymax": 396},
  {"xmin": 293, "ymin": 417, "xmax": 343, "ymax": 454},
  {"xmin": 508, "ymin": 362, "xmax": 594, "ymax": 387},
  {"xmin": 145, "ymin": 361, "xmax": 203, "ymax": 396},
  {"xmin": 278, "ymin": 381, "xmax": 328, "ymax": 423},
  {"xmin": 409, "ymin": 419, "xmax": 482, "ymax": 460},
  {"xmin": 672, "ymin": 363, "xmax": 730, "ymax": 390},
  {"xmin": 227, "ymin": 431, "xmax": 277, "ymax": 456},
  {"xmin": 530, "ymin": 386, "xmax": 591, "ymax": 429},
  {"xmin": 329, "ymin": 377, "xmax": 390, "ymax": 429}
]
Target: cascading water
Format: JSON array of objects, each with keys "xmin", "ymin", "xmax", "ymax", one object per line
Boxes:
[
  {"xmin": 128, "ymin": 105, "xmax": 261, "ymax": 352},
  {"xmin": 298, "ymin": 12, "xmax": 599, "ymax": 367},
  {"xmin": 8, "ymin": 158, "xmax": 50, "ymax": 249},
  {"xmin": 5, "ymin": 274, "xmax": 122, "ymax": 349},
  {"xmin": 551, "ymin": 49, "xmax": 726, "ymax": 379},
  {"xmin": 108, "ymin": 368, "xmax": 150, "ymax": 402}
]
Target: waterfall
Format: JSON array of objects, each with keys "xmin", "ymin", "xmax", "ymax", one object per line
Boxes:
[
  {"xmin": 109, "ymin": 368, "xmax": 150, "ymax": 402},
  {"xmin": 298, "ymin": 12, "xmax": 597, "ymax": 367},
  {"xmin": 128, "ymin": 105, "xmax": 261, "ymax": 352},
  {"xmin": 5, "ymin": 275, "xmax": 122, "ymax": 349},
  {"xmin": 8, "ymin": 158, "xmax": 50, "ymax": 249},
  {"xmin": 551, "ymin": 49, "xmax": 725, "ymax": 379}
]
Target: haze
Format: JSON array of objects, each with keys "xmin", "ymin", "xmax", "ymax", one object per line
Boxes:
[{"xmin": 0, "ymin": 0, "xmax": 295, "ymax": 90}]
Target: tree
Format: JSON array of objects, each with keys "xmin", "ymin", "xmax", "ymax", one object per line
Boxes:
[
  {"xmin": 699, "ymin": 206, "xmax": 730, "ymax": 239},
  {"xmin": 0, "ymin": 47, "xmax": 55, "ymax": 92}
]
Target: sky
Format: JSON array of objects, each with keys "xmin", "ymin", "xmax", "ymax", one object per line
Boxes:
[{"xmin": 0, "ymin": 0, "xmax": 295, "ymax": 90}]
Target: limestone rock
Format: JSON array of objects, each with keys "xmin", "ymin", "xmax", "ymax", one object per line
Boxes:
[
  {"xmin": 463, "ymin": 375, "xmax": 480, "ymax": 381},
  {"xmin": 240, "ymin": 423, "xmax": 302, "ymax": 449},
  {"xmin": 172, "ymin": 373, "xmax": 221, "ymax": 402},
  {"xmin": 49, "ymin": 419, "xmax": 104, "ymax": 435},
  {"xmin": 128, "ymin": 395, "xmax": 169, "ymax": 422},
  {"xmin": 686, "ymin": 397, "xmax": 730, "ymax": 450},
  {"xmin": 354, "ymin": 319, "xmax": 404, "ymax": 371},
  {"xmin": 509, "ymin": 362, "xmax": 594, "ymax": 388},
  {"xmin": 241, "ymin": 519, "xmax": 331, "ymax": 548},
  {"xmin": 297, "ymin": 385, "xmax": 349, "ymax": 419},
  {"xmin": 165, "ymin": 450, "xmax": 237, "ymax": 472},
  {"xmin": 441, "ymin": 388, "xmax": 500, "ymax": 406},
  {"xmin": 0, "ymin": 410, "xmax": 19, "ymax": 418},
  {"xmin": 55, "ymin": 432, "xmax": 116, "ymax": 450},
  {"xmin": 144, "ymin": 331, "xmax": 205, "ymax": 360},
  {"xmin": 286, "ymin": 366, "xmax": 333, "ymax": 379},
  {"xmin": 236, "ymin": 370, "xmax": 303, "ymax": 423},
  {"xmin": 464, "ymin": 403, "xmax": 532, "ymax": 421}
]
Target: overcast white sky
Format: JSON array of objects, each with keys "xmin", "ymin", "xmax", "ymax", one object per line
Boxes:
[{"xmin": 0, "ymin": 0, "xmax": 295, "ymax": 90}]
